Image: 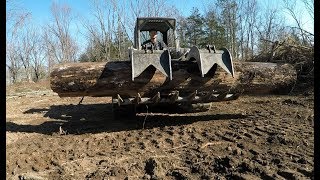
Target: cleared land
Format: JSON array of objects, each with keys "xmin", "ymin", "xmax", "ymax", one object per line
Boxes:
[{"xmin": 6, "ymin": 81, "xmax": 314, "ymax": 179}]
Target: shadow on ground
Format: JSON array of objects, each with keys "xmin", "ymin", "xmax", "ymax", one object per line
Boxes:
[{"xmin": 6, "ymin": 103, "xmax": 248, "ymax": 135}]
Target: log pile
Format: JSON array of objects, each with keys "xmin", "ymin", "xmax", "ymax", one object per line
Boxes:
[{"xmin": 50, "ymin": 60, "xmax": 297, "ymax": 98}]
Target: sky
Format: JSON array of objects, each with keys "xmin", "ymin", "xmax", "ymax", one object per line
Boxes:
[
  {"xmin": 9, "ymin": 0, "xmax": 219, "ymax": 52},
  {"xmin": 12, "ymin": 0, "xmax": 197, "ymax": 23},
  {"xmin": 12, "ymin": 0, "xmax": 313, "ymax": 31},
  {"xmin": 7, "ymin": 0, "xmax": 314, "ymax": 53},
  {"xmin": 16, "ymin": 0, "xmax": 208, "ymax": 20}
]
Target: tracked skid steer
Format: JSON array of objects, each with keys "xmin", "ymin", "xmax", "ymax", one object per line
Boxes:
[{"xmin": 111, "ymin": 17, "xmax": 238, "ymax": 117}]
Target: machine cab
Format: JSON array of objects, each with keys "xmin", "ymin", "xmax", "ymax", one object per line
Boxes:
[{"xmin": 133, "ymin": 17, "xmax": 178, "ymax": 50}]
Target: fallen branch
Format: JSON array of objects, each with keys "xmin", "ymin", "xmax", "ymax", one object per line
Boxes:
[
  {"xmin": 260, "ymin": 38, "xmax": 313, "ymax": 50},
  {"xmin": 200, "ymin": 141, "xmax": 226, "ymax": 149},
  {"xmin": 165, "ymin": 143, "xmax": 190, "ymax": 151}
]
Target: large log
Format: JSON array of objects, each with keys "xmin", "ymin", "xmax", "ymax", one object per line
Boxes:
[{"xmin": 50, "ymin": 60, "xmax": 296, "ymax": 97}]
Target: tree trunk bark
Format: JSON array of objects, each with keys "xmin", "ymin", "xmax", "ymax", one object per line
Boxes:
[{"xmin": 50, "ymin": 60, "xmax": 297, "ymax": 97}]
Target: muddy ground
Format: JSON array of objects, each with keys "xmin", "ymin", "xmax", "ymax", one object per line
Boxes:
[{"xmin": 6, "ymin": 81, "xmax": 314, "ymax": 179}]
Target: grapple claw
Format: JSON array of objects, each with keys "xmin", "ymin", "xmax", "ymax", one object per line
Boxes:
[
  {"xmin": 130, "ymin": 48, "xmax": 172, "ymax": 81},
  {"xmin": 186, "ymin": 46, "xmax": 234, "ymax": 77}
]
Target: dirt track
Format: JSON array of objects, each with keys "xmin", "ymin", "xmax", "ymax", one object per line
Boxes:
[{"xmin": 6, "ymin": 82, "xmax": 314, "ymax": 179}]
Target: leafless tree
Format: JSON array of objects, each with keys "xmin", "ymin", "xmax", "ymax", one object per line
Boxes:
[
  {"xmin": 6, "ymin": 0, "xmax": 28, "ymax": 29},
  {"xmin": 246, "ymin": 0, "xmax": 258, "ymax": 59},
  {"xmin": 79, "ymin": 0, "xmax": 182, "ymax": 62},
  {"xmin": 6, "ymin": 42, "xmax": 21, "ymax": 83},
  {"xmin": 282, "ymin": 0, "xmax": 308, "ymax": 44},
  {"xmin": 236, "ymin": 0, "xmax": 258, "ymax": 60},
  {"xmin": 258, "ymin": 8, "xmax": 278, "ymax": 52},
  {"xmin": 81, "ymin": 0, "xmax": 113, "ymax": 61},
  {"xmin": 43, "ymin": 27, "xmax": 56, "ymax": 73},
  {"xmin": 253, "ymin": 5, "xmax": 289, "ymax": 62},
  {"xmin": 301, "ymin": 0, "xmax": 313, "ymax": 20},
  {"xmin": 30, "ymin": 30, "xmax": 47, "ymax": 81},
  {"xmin": 216, "ymin": 0, "xmax": 238, "ymax": 58},
  {"xmin": 236, "ymin": 0, "xmax": 245, "ymax": 59},
  {"xmin": 18, "ymin": 26, "xmax": 37, "ymax": 82},
  {"xmin": 6, "ymin": 0, "xmax": 30, "ymax": 83},
  {"xmin": 110, "ymin": 0, "xmax": 132, "ymax": 59},
  {"xmin": 46, "ymin": 2, "xmax": 78, "ymax": 64}
]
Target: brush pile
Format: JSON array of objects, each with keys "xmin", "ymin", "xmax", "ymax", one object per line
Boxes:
[{"xmin": 252, "ymin": 37, "xmax": 314, "ymax": 94}]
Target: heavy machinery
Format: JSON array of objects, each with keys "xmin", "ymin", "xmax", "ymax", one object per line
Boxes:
[
  {"xmin": 50, "ymin": 17, "xmax": 297, "ymax": 117},
  {"xmin": 117, "ymin": 17, "xmax": 237, "ymax": 114},
  {"xmin": 131, "ymin": 17, "xmax": 234, "ymax": 80},
  {"xmin": 51, "ymin": 17, "xmax": 239, "ymax": 116},
  {"xmin": 130, "ymin": 18, "xmax": 236, "ymax": 97}
]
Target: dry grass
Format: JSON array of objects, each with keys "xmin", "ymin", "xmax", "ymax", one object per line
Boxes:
[{"xmin": 6, "ymin": 79, "xmax": 51, "ymax": 95}]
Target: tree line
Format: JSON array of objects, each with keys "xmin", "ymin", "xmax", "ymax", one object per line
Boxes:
[{"xmin": 6, "ymin": 0, "xmax": 313, "ymax": 84}]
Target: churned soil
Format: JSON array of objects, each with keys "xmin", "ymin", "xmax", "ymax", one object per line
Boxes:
[{"xmin": 6, "ymin": 81, "xmax": 314, "ymax": 179}]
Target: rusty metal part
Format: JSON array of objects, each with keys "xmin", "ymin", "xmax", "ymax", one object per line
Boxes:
[{"xmin": 112, "ymin": 91, "xmax": 240, "ymax": 106}]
